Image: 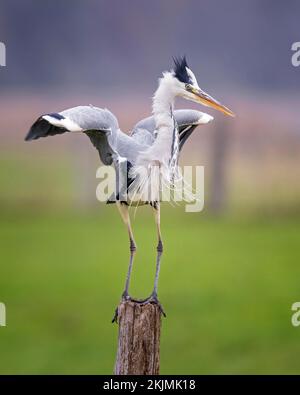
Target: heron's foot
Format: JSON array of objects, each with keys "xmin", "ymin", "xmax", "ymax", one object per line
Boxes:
[
  {"xmin": 133, "ymin": 293, "xmax": 166, "ymax": 317},
  {"xmin": 146, "ymin": 292, "xmax": 166, "ymax": 317},
  {"xmin": 127, "ymin": 293, "xmax": 166, "ymax": 317},
  {"xmin": 111, "ymin": 292, "xmax": 132, "ymax": 323},
  {"xmin": 112, "ymin": 292, "xmax": 166, "ymax": 323},
  {"xmin": 121, "ymin": 291, "xmax": 131, "ymax": 301}
]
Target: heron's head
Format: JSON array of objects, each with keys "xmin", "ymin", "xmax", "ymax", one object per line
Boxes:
[{"xmin": 171, "ymin": 56, "xmax": 235, "ymax": 117}]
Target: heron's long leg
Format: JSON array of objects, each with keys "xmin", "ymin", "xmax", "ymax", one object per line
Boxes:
[
  {"xmin": 152, "ymin": 203, "xmax": 163, "ymax": 297},
  {"xmin": 117, "ymin": 202, "xmax": 136, "ymax": 299}
]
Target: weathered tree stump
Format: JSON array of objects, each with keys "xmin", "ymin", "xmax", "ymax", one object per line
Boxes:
[{"xmin": 114, "ymin": 301, "xmax": 162, "ymax": 375}]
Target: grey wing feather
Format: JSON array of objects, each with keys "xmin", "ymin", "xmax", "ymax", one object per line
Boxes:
[
  {"xmin": 131, "ymin": 109, "xmax": 213, "ymax": 150},
  {"xmin": 61, "ymin": 105, "xmax": 119, "ymax": 133},
  {"xmin": 25, "ymin": 105, "xmax": 121, "ymax": 165},
  {"xmin": 61, "ymin": 106, "xmax": 120, "ymax": 165}
]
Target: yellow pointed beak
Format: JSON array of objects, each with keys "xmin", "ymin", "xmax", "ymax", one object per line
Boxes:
[{"xmin": 188, "ymin": 86, "xmax": 235, "ymax": 117}]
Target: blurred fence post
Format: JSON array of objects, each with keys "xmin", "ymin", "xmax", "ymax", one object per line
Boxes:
[
  {"xmin": 209, "ymin": 119, "xmax": 230, "ymax": 214},
  {"xmin": 114, "ymin": 301, "xmax": 161, "ymax": 375}
]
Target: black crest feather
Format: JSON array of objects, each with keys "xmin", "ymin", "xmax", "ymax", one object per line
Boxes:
[{"xmin": 173, "ymin": 56, "xmax": 190, "ymax": 84}]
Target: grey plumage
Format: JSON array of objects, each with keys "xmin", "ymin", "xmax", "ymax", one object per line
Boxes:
[
  {"xmin": 25, "ymin": 105, "xmax": 210, "ymax": 205},
  {"xmin": 62, "ymin": 105, "xmax": 119, "ymax": 131},
  {"xmin": 25, "ymin": 105, "xmax": 208, "ymax": 171}
]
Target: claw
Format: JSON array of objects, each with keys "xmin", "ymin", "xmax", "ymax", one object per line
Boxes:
[
  {"xmin": 112, "ymin": 307, "xmax": 119, "ymax": 324},
  {"xmin": 112, "ymin": 293, "xmax": 166, "ymax": 323},
  {"xmin": 112, "ymin": 293, "xmax": 133, "ymax": 323},
  {"xmin": 112, "ymin": 293, "xmax": 132, "ymax": 323},
  {"xmin": 148, "ymin": 295, "xmax": 166, "ymax": 317}
]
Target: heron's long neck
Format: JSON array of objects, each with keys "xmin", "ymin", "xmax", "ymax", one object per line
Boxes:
[
  {"xmin": 150, "ymin": 76, "xmax": 176, "ymax": 161},
  {"xmin": 152, "ymin": 77, "xmax": 175, "ymax": 130}
]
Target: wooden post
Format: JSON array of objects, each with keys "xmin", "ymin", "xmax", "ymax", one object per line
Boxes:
[{"xmin": 114, "ymin": 301, "xmax": 162, "ymax": 375}]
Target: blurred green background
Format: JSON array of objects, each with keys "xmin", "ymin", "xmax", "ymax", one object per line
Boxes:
[{"xmin": 1, "ymin": 0, "xmax": 300, "ymax": 374}]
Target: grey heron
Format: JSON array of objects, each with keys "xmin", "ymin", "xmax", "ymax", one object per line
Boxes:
[{"xmin": 25, "ymin": 57, "xmax": 234, "ymax": 318}]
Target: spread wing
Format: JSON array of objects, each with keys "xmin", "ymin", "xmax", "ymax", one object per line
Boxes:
[
  {"xmin": 25, "ymin": 105, "xmax": 119, "ymax": 165},
  {"xmin": 131, "ymin": 109, "xmax": 213, "ymax": 150}
]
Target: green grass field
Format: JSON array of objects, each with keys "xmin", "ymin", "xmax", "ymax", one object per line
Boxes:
[{"xmin": 1, "ymin": 207, "xmax": 300, "ymax": 374}]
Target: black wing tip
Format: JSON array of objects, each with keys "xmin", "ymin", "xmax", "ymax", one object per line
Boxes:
[
  {"xmin": 24, "ymin": 132, "xmax": 40, "ymax": 141},
  {"xmin": 25, "ymin": 117, "xmax": 43, "ymax": 141},
  {"xmin": 24, "ymin": 114, "xmax": 67, "ymax": 141}
]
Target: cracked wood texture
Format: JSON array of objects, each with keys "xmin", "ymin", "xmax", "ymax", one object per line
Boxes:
[{"xmin": 114, "ymin": 301, "xmax": 162, "ymax": 375}]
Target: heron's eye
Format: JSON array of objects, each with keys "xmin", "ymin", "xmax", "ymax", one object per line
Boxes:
[{"xmin": 185, "ymin": 84, "xmax": 192, "ymax": 91}]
